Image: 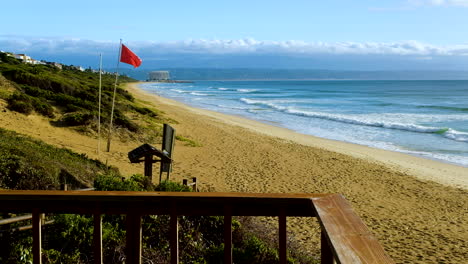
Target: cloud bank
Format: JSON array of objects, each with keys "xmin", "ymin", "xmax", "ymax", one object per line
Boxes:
[
  {"xmin": 2, "ymin": 35, "xmax": 468, "ymax": 57},
  {"xmin": 2, "ymin": 36, "xmax": 468, "ymax": 70}
]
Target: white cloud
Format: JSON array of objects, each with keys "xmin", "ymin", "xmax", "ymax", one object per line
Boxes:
[{"xmin": 1, "ymin": 35, "xmax": 468, "ymax": 57}]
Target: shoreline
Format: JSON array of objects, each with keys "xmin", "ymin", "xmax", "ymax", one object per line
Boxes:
[
  {"xmin": 128, "ymin": 82, "xmax": 468, "ymax": 263},
  {"xmin": 133, "ymin": 82, "xmax": 468, "ymax": 190}
]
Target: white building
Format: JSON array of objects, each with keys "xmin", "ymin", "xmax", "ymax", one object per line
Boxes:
[
  {"xmin": 148, "ymin": 71, "xmax": 170, "ymax": 81},
  {"xmin": 11, "ymin": 53, "xmax": 45, "ymax": 65}
]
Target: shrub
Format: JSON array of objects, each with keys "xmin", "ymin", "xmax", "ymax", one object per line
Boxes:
[
  {"xmin": 131, "ymin": 105, "xmax": 158, "ymax": 117},
  {"xmin": 155, "ymin": 180, "xmax": 191, "ymax": 192},
  {"xmin": 7, "ymin": 100, "xmax": 33, "ymax": 115},
  {"xmin": 94, "ymin": 173, "xmax": 146, "ymax": 191},
  {"xmin": 60, "ymin": 112, "xmax": 94, "ymax": 126},
  {"xmin": 32, "ymin": 100, "xmax": 54, "ymax": 117},
  {"xmin": 113, "ymin": 111, "xmax": 139, "ymax": 132},
  {"xmin": 7, "ymin": 92, "xmax": 33, "ymax": 114}
]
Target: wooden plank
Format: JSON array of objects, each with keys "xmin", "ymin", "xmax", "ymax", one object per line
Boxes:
[
  {"xmin": 224, "ymin": 206, "xmax": 232, "ymax": 264},
  {"xmin": 126, "ymin": 213, "xmax": 142, "ymax": 264},
  {"xmin": 0, "ymin": 191, "xmax": 323, "ymax": 216},
  {"xmin": 279, "ymin": 209, "xmax": 287, "ymax": 264},
  {"xmin": 170, "ymin": 206, "xmax": 179, "ymax": 264},
  {"xmin": 7, "ymin": 220, "xmax": 54, "ymax": 232},
  {"xmin": 32, "ymin": 210, "xmax": 42, "ymax": 264},
  {"xmin": 93, "ymin": 214, "xmax": 103, "ymax": 264},
  {"xmin": 321, "ymin": 230, "xmax": 334, "ymax": 264},
  {"xmin": 313, "ymin": 194, "xmax": 395, "ymax": 264},
  {"xmin": 0, "ymin": 214, "xmax": 32, "ymax": 225},
  {"xmin": 161, "ymin": 124, "xmax": 176, "ymax": 180}
]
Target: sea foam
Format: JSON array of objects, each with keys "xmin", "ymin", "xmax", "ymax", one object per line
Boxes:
[{"xmin": 240, "ymin": 98, "xmax": 468, "ymax": 143}]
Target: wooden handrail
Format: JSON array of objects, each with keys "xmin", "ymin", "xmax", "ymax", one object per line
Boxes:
[{"xmin": 0, "ymin": 191, "xmax": 394, "ymax": 264}]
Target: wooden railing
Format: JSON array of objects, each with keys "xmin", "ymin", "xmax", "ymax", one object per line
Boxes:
[{"xmin": 0, "ymin": 191, "xmax": 394, "ymax": 264}]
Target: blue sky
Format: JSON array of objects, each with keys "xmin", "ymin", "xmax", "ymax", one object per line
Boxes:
[{"xmin": 1, "ymin": 0, "xmax": 468, "ymax": 70}]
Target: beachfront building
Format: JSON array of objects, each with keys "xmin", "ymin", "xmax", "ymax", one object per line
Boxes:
[{"xmin": 148, "ymin": 71, "xmax": 170, "ymax": 81}]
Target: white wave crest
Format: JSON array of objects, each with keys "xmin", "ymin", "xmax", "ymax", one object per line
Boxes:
[
  {"xmin": 170, "ymin": 89, "xmax": 187, "ymax": 93},
  {"xmin": 190, "ymin": 92, "xmax": 209, "ymax": 96},
  {"xmin": 240, "ymin": 98, "xmax": 468, "ymax": 142},
  {"xmin": 443, "ymin": 129, "xmax": 468, "ymax": 142},
  {"xmin": 237, "ymin": 89, "xmax": 257, "ymax": 93}
]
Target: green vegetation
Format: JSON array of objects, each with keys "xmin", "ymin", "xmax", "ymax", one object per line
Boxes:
[
  {"xmin": 0, "ymin": 129, "xmax": 315, "ymax": 263},
  {"xmin": 0, "ymin": 128, "xmax": 111, "ymax": 190},
  {"xmin": 0, "ymin": 52, "xmax": 168, "ymax": 140},
  {"xmin": 176, "ymin": 135, "xmax": 202, "ymax": 147}
]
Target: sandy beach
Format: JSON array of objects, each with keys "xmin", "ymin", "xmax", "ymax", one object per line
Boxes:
[
  {"xmin": 128, "ymin": 83, "xmax": 468, "ymax": 264},
  {"xmin": 1, "ymin": 82, "xmax": 467, "ymax": 263}
]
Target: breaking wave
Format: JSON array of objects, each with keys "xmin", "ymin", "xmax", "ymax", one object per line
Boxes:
[{"xmin": 240, "ymin": 98, "xmax": 468, "ymax": 143}]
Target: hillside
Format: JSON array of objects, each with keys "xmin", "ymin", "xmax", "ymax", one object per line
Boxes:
[
  {"xmin": 0, "ymin": 52, "xmax": 183, "ymax": 175},
  {"xmin": 0, "ymin": 51, "xmax": 172, "ymax": 139}
]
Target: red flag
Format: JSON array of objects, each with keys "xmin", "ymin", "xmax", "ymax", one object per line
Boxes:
[{"xmin": 120, "ymin": 44, "xmax": 142, "ymax": 68}]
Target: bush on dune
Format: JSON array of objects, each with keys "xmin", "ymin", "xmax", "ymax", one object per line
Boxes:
[{"xmin": 0, "ymin": 53, "xmax": 142, "ymax": 133}]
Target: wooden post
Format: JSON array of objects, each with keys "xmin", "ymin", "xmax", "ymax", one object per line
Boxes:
[
  {"xmin": 279, "ymin": 209, "xmax": 287, "ymax": 264},
  {"xmin": 126, "ymin": 213, "xmax": 142, "ymax": 264},
  {"xmin": 93, "ymin": 214, "xmax": 103, "ymax": 264},
  {"xmin": 224, "ymin": 206, "xmax": 232, "ymax": 264},
  {"xmin": 32, "ymin": 210, "xmax": 42, "ymax": 264},
  {"xmin": 321, "ymin": 230, "xmax": 334, "ymax": 264},
  {"xmin": 170, "ymin": 206, "xmax": 179, "ymax": 264},
  {"xmin": 191, "ymin": 177, "xmax": 197, "ymax": 192},
  {"xmin": 182, "ymin": 179, "xmax": 188, "ymax": 186},
  {"xmin": 144, "ymin": 154, "xmax": 153, "ymax": 182}
]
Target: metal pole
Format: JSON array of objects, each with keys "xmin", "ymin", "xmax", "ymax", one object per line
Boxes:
[
  {"xmin": 107, "ymin": 39, "xmax": 122, "ymax": 152},
  {"xmin": 98, "ymin": 53, "xmax": 102, "ymax": 155}
]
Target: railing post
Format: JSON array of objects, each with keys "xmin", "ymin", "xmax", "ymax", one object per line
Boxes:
[
  {"xmin": 191, "ymin": 177, "xmax": 197, "ymax": 192},
  {"xmin": 224, "ymin": 206, "xmax": 232, "ymax": 264},
  {"xmin": 279, "ymin": 208, "xmax": 287, "ymax": 264},
  {"xmin": 126, "ymin": 213, "xmax": 142, "ymax": 264},
  {"xmin": 170, "ymin": 205, "xmax": 179, "ymax": 264},
  {"xmin": 32, "ymin": 209, "xmax": 42, "ymax": 264},
  {"xmin": 321, "ymin": 229, "xmax": 334, "ymax": 264},
  {"xmin": 93, "ymin": 213, "xmax": 103, "ymax": 264}
]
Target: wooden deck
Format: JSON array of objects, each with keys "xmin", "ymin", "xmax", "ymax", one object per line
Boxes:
[{"xmin": 0, "ymin": 191, "xmax": 394, "ymax": 264}]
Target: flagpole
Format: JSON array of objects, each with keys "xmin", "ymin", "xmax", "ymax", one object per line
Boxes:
[
  {"xmin": 106, "ymin": 39, "xmax": 122, "ymax": 152},
  {"xmin": 98, "ymin": 53, "xmax": 102, "ymax": 155}
]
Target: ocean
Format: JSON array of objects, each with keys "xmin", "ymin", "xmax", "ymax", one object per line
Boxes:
[{"xmin": 140, "ymin": 80, "xmax": 468, "ymax": 167}]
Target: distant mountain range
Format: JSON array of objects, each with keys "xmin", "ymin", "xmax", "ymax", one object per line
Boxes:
[{"xmin": 118, "ymin": 68, "xmax": 468, "ymax": 81}]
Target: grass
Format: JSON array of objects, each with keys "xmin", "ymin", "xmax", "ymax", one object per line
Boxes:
[
  {"xmin": 176, "ymin": 135, "xmax": 202, "ymax": 147},
  {"xmin": 0, "ymin": 127, "xmax": 117, "ymax": 190}
]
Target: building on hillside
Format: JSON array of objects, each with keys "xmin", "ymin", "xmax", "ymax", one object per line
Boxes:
[
  {"xmin": 72, "ymin": 65, "xmax": 85, "ymax": 71},
  {"xmin": 10, "ymin": 53, "xmax": 45, "ymax": 65},
  {"xmin": 148, "ymin": 71, "xmax": 170, "ymax": 81},
  {"xmin": 51, "ymin": 62, "xmax": 63, "ymax": 70},
  {"xmin": 13, "ymin": 54, "xmax": 33, "ymax": 63}
]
